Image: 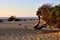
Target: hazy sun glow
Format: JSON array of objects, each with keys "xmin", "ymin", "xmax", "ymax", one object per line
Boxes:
[{"xmin": 0, "ymin": 0, "xmax": 60, "ymax": 17}]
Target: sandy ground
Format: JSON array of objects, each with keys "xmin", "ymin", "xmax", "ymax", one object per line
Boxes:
[
  {"xmin": 0, "ymin": 20, "xmax": 37, "ymax": 29},
  {"xmin": 0, "ymin": 20, "xmax": 60, "ymax": 40}
]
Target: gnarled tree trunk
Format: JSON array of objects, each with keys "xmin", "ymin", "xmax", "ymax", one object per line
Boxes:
[{"xmin": 34, "ymin": 16, "xmax": 40, "ymax": 28}]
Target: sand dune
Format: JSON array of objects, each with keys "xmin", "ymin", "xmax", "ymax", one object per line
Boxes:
[
  {"xmin": 0, "ymin": 28, "xmax": 60, "ymax": 40},
  {"xmin": 0, "ymin": 20, "xmax": 60, "ymax": 40},
  {"xmin": 0, "ymin": 20, "xmax": 37, "ymax": 29}
]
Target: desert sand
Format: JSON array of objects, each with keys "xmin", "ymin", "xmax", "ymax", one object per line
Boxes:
[{"xmin": 0, "ymin": 20, "xmax": 60, "ymax": 40}]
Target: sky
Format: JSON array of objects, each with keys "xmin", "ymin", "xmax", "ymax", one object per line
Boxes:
[{"xmin": 0, "ymin": 0, "xmax": 60, "ymax": 17}]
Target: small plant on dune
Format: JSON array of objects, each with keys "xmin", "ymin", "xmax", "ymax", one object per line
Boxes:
[
  {"xmin": 8, "ymin": 16, "xmax": 16, "ymax": 21},
  {"xmin": 15, "ymin": 18, "xmax": 21, "ymax": 21},
  {"xmin": 0, "ymin": 20, "xmax": 3, "ymax": 22},
  {"xmin": 8, "ymin": 16, "xmax": 20, "ymax": 21}
]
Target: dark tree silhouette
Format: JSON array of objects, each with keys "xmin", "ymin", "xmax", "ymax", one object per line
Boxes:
[
  {"xmin": 34, "ymin": 4, "xmax": 51, "ymax": 29},
  {"xmin": 8, "ymin": 16, "xmax": 16, "ymax": 21},
  {"xmin": 34, "ymin": 4, "xmax": 60, "ymax": 29},
  {"xmin": 8, "ymin": 16, "xmax": 20, "ymax": 21}
]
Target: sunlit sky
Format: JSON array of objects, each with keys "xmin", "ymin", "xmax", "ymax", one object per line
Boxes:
[{"xmin": 0, "ymin": 0, "xmax": 60, "ymax": 17}]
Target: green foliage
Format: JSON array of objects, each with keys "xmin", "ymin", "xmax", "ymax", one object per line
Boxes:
[{"xmin": 37, "ymin": 4, "xmax": 60, "ymax": 28}]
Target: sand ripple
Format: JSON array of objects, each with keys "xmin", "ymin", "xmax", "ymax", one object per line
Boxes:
[{"xmin": 0, "ymin": 28, "xmax": 60, "ymax": 40}]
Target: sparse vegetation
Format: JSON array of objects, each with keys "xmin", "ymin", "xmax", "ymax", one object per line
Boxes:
[
  {"xmin": 0, "ymin": 20, "xmax": 3, "ymax": 22},
  {"xmin": 8, "ymin": 16, "xmax": 20, "ymax": 21},
  {"xmin": 15, "ymin": 18, "xmax": 21, "ymax": 21}
]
